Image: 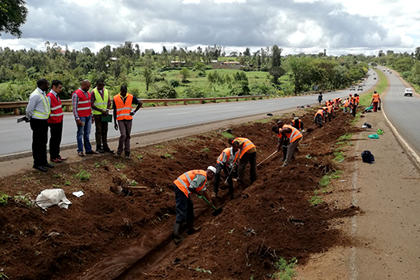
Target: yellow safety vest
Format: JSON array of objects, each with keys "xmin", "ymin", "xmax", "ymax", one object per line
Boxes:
[
  {"xmin": 92, "ymin": 88, "xmax": 109, "ymax": 115},
  {"xmin": 32, "ymin": 90, "xmax": 51, "ymax": 120}
]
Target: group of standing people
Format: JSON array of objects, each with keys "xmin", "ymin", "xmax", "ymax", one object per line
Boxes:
[{"xmin": 25, "ymin": 79, "xmax": 142, "ymax": 172}]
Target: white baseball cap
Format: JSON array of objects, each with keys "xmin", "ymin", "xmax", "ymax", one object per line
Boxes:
[{"xmin": 207, "ymin": 166, "xmax": 216, "ymax": 174}]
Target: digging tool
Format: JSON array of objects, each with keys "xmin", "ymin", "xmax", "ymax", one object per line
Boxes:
[
  {"xmin": 224, "ymin": 163, "xmax": 237, "ymax": 184},
  {"xmin": 197, "ymin": 195, "xmax": 223, "ymax": 216},
  {"xmin": 257, "ymin": 150, "xmax": 278, "ymax": 167}
]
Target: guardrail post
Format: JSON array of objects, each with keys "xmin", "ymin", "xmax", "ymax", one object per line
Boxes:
[
  {"xmin": 13, "ymin": 108, "xmax": 20, "ymax": 115},
  {"xmin": 164, "ymin": 102, "xmax": 167, "ymax": 106}
]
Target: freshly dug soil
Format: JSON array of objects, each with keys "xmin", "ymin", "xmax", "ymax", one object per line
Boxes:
[{"xmin": 0, "ymin": 108, "xmax": 361, "ymax": 279}]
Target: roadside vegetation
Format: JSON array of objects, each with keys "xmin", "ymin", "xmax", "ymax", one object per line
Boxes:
[{"xmin": 0, "ymin": 43, "xmax": 372, "ymax": 114}]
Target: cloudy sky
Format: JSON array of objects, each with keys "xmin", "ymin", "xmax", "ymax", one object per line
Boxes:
[{"xmin": 0, "ymin": 0, "xmax": 419, "ymax": 56}]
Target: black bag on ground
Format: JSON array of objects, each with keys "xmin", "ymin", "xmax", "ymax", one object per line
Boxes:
[
  {"xmin": 363, "ymin": 122, "xmax": 372, "ymax": 128},
  {"xmin": 361, "ymin": 150, "xmax": 375, "ymax": 164}
]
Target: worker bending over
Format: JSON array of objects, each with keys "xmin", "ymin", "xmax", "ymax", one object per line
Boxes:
[
  {"xmin": 314, "ymin": 108, "xmax": 325, "ymax": 127},
  {"xmin": 291, "ymin": 116, "xmax": 304, "ymax": 131},
  {"xmin": 213, "ymin": 142, "xmax": 240, "ymax": 199},
  {"xmin": 228, "ymin": 137, "xmax": 257, "ymax": 184},
  {"xmin": 173, "ymin": 167, "xmax": 216, "ymax": 244},
  {"xmin": 274, "ymin": 121, "xmax": 303, "ymax": 166}
]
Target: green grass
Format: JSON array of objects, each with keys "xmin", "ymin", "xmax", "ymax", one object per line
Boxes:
[
  {"xmin": 65, "ymin": 181, "xmax": 71, "ymax": 186},
  {"xmin": 201, "ymin": 148, "xmax": 210, "ymax": 152},
  {"xmin": 272, "ymin": 257, "xmax": 297, "ymax": 279},
  {"xmin": 13, "ymin": 192, "xmax": 33, "ymax": 207},
  {"xmin": 137, "ymin": 154, "xmax": 143, "ymax": 161},
  {"xmin": 164, "ymin": 153, "xmax": 174, "ymax": 159},
  {"xmin": 0, "ymin": 272, "xmax": 10, "ymax": 279},
  {"xmin": 0, "ymin": 193, "xmax": 9, "ymax": 205},
  {"xmin": 221, "ymin": 132, "xmax": 233, "ymax": 139},
  {"xmin": 114, "ymin": 163, "xmax": 125, "ymax": 169},
  {"xmin": 74, "ymin": 167, "xmax": 91, "ymax": 181},
  {"xmin": 338, "ymin": 133, "xmax": 353, "ymax": 141},
  {"xmin": 155, "ymin": 145, "xmax": 164, "ymax": 148},
  {"xmin": 309, "ymin": 195, "xmax": 323, "ymax": 206},
  {"xmin": 319, "ymin": 175, "xmax": 330, "ymax": 187},
  {"xmin": 331, "ymin": 170, "xmax": 344, "ymax": 179},
  {"xmin": 333, "ymin": 151, "xmax": 345, "ymax": 162}
]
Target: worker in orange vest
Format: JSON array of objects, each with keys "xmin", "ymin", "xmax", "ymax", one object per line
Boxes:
[
  {"xmin": 342, "ymin": 98, "xmax": 350, "ymax": 114},
  {"xmin": 291, "ymin": 115, "xmax": 304, "ymax": 131},
  {"xmin": 228, "ymin": 137, "xmax": 257, "ymax": 184},
  {"xmin": 371, "ymin": 91, "xmax": 381, "ymax": 112},
  {"xmin": 213, "ymin": 142, "xmax": 240, "ymax": 199},
  {"xmin": 314, "ymin": 108, "xmax": 325, "ymax": 127},
  {"xmin": 113, "ymin": 85, "xmax": 142, "ymax": 159},
  {"xmin": 274, "ymin": 121, "xmax": 303, "ymax": 166},
  {"xmin": 173, "ymin": 167, "xmax": 216, "ymax": 244}
]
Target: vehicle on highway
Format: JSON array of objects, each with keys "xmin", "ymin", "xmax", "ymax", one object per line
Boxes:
[
  {"xmin": 350, "ymin": 86, "xmax": 356, "ymax": 91},
  {"xmin": 374, "ymin": 77, "xmax": 377, "ymax": 80},
  {"xmin": 389, "ymin": 71, "xmax": 392, "ymax": 74},
  {"xmin": 358, "ymin": 85, "xmax": 363, "ymax": 91},
  {"xmin": 404, "ymin": 88, "xmax": 413, "ymax": 97}
]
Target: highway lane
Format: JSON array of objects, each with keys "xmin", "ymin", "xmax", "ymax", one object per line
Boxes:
[
  {"xmin": 381, "ymin": 66, "xmax": 420, "ymax": 156},
  {"xmin": 0, "ymin": 69, "xmax": 377, "ymax": 156}
]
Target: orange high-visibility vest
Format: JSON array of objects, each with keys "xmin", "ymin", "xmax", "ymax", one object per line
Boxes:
[
  {"xmin": 343, "ymin": 100, "xmax": 350, "ymax": 107},
  {"xmin": 217, "ymin": 147, "xmax": 239, "ymax": 165},
  {"xmin": 291, "ymin": 119, "xmax": 302, "ymax": 130},
  {"xmin": 174, "ymin": 170, "xmax": 207, "ymax": 198},
  {"xmin": 73, "ymin": 89, "xmax": 92, "ymax": 117},
  {"xmin": 372, "ymin": 94, "xmax": 380, "ymax": 102},
  {"xmin": 47, "ymin": 92, "xmax": 63, "ymax": 124},
  {"xmin": 356, "ymin": 96, "xmax": 360, "ymax": 104},
  {"xmin": 114, "ymin": 94, "xmax": 133, "ymax": 121},
  {"xmin": 235, "ymin": 137, "xmax": 256, "ymax": 159},
  {"xmin": 281, "ymin": 125, "xmax": 302, "ymax": 143},
  {"xmin": 325, "ymin": 101, "xmax": 330, "ymax": 106},
  {"xmin": 315, "ymin": 109, "xmax": 324, "ymax": 117}
]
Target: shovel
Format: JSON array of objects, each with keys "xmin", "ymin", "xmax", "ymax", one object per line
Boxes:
[
  {"xmin": 257, "ymin": 150, "xmax": 278, "ymax": 167},
  {"xmin": 224, "ymin": 163, "xmax": 237, "ymax": 184},
  {"xmin": 197, "ymin": 195, "xmax": 223, "ymax": 216}
]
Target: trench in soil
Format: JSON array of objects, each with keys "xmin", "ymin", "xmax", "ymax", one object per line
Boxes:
[{"xmin": 0, "ymin": 108, "xmax": 361, "ymax": 280}]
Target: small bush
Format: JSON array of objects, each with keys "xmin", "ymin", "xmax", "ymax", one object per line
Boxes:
[{"xmin": 74, "ymin": 167, "xmax": 91, "ymax": 181}]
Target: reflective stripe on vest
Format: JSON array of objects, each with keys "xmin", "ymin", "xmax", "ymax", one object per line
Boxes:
[
  {"xmin": 74, "ymin": 89, "xmax": 92, "ymax": 117},
  {"xmin": 47, "ymin": 92, "xmax": 63, "ymax": 123},
  {"xmin": 173, "ymin": 170, "xmax": 207, "ymax": 197},
  {"xmin": 282, "ymin": 124, "xmax": 302, "ymax": 143},
  {"xmin": 114, "ymin": 94, "xmax": 133, "ymax": 121},
  {"xmin": 217, "ymin": 147, "xmax": 239, "ymax": 165},
  {"xmin": 235, "ymin": 137, "xmax": 256, "ymax": 159},
  {"xmin": 372, "ymin": 94, "xmax": 380, "ymax": 102},
  {"xmin": 33, "ymin": 90, "xmax": 50, "ymax": 120},
  {"xmin": 92, "ymin": 88, "xmax": 109, "ymax": 115}
]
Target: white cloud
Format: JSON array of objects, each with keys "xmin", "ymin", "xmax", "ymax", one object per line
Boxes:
[{"xmin": 0, "ymin": 0, "xmax": 418, "ymax": 55}]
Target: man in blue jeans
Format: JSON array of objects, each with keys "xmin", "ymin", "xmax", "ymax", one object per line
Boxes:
[{"xmin": 72, "ymin": 80, "xmax": 98, "ymax": 157}]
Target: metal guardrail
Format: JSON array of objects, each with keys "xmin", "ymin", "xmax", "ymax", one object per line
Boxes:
[{"xmin": 0, "ymin": 95, "xmax": 270, "ymax": 115}]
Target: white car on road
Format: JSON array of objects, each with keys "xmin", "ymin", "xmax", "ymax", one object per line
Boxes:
[{"xmin": 404, "ymin": 88, "xmax": 413, "ymax": 97}]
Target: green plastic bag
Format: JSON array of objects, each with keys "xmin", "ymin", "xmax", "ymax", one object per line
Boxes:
[
  {"xmin": 377, "ymin": 129, "xmax": 383, "ymax": 135},
  {"xmin": 368, "ymin": 134, "xmax": 379, "ymax": 139}
]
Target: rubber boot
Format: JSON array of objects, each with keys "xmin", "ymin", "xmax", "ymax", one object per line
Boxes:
[{"xmin": 173, "ymin": 223, "xmax": 184, "ymax": 244}]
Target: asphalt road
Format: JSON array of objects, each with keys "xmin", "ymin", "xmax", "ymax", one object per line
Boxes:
[
  {"xmin": 381, "ymin": 66, "xmax": 420, "ymax": 156},
  {"xmin": 0, "ymin": 69, "xmax": 377, "ymax": 157}
]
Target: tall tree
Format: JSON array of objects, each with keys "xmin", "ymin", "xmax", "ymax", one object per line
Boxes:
[
  {"xmin": 270, "ymin": 45, "xmax": 284, "ymax": 84},
  {"xmin": 0, "ymin": 0, "xmax": 28, "ymax": 37}
]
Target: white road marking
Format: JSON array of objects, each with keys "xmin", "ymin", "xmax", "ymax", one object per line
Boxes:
[{"xmin": 166, "ymin": 112, "xmax": 190, "ymax": 116}]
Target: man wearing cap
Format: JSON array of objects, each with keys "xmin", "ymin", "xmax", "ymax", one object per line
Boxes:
[{"xmin": 172, "ymin": 166, "xmax": 216, "ymax": 244}]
